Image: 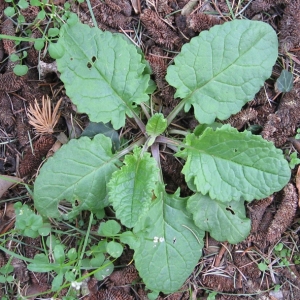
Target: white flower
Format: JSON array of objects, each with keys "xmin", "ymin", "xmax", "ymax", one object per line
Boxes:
[
  {"xmin": 71, "ymin": 281, "xmax": 82, "ymax": 290},
  {"xmin": 153, "ymin": 237, "xmax": 159, "ymax": 243}
]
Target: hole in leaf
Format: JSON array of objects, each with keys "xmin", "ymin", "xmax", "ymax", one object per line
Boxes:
[
  {"xmin": 226, "ymin": 206, "xmax": 235, "ymax": 215},
  {"xmin": 70, "ymin": 57, "xmax": 73, "ymax": 61},
  {"xmin": 233, "ymin": 148, "xmax": 238, "ymax": 152},
  {"xmin": 57, "ymin": 200, "xmax": 72, "ymax": 217},
  {"xmin": 91, "ymin": 56, "xmax": 96, "ymax": 62},
  {"xmin": 87, "ymin": 62, "xmax": 92, "ymax": 69}
]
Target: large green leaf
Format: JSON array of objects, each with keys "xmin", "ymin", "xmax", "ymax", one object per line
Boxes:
[
  {"xmin": 55, "ymin": 21, "xmax": 152, "ymax": 129},
  {"xmin": 166, "ymin": 19, "xmax": 278, "ymax": 124},
  {"xmin": 177, "ymin": 125, "xmax": 290, "ymax": 202},
  {"xmin": 187, "ymin": 193, "xmax": 251, "ymax": 244},
  {"xmin": 33, "ymin": 134, "xmax": 118, "ymax": 219},
  {"xmin": 108, "ymin": 147, "xmax": 159, "ymax": 228},
  {"xmin": 130, "ymin": 185, "xmax": 204, "ymax": 294}
]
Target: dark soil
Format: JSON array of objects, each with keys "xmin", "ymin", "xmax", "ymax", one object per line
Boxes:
[{"xmin": 1, "ymin": 0, "xmax": 300, "ymax": 299}]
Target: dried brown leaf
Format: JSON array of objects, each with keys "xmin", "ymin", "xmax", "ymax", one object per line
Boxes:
[
  {"xmin": 0, "ymin": 175, "xmax": 22, "ymax": 198},
  {"xmin": 27, "ymin": 96, "xmax": 62, "ymax": 134}
]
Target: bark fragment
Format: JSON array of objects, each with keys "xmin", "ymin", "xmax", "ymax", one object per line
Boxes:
[
  {"xmin": 19, "ymin": 135, "xmax": 56, "ymax": 177},
  {"xmin": 266, "ymin": 183, "xmax": 298, "ymax": 243},
  {"xmin": 140, "ymin": 9, "xmax": 181, "ymax": 49},
  {"xmin": 262, "ymin": 82, "xmax": 300, "ymax": 147},
  {"xmin": 279, "ymin": 0, "xmax": 300, "ymax": 51},
  {"xmin": 186, "ymin": 12, "xmax": 223, "ymax": 32}
]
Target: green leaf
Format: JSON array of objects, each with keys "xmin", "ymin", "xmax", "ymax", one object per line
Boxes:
[
  {"xmin": 258, "ymin": 262, "xmax": 268, "ymax": 272},
  {"xmin": 82, "ymin": 122, "xmax": 120, "ymax": 151},
  {"xmin": 48, "ymin": 42, "xmax": 65, "ymax": 59},
  {"xmin": 187, "ymin": 193, "xmax": 251, "ymax": 243},
  {"xmin": 275, "ymin": 69, "xmax": 293, "ymax": 93},
  {"xmin": 33, "ymin": 134, "xmax": 119, "ymax": 219},
  {"xmin": 30, "ymin": 0, "xmax": 41, "ymax": 6},
  {"xmin": 48, "ymin": 27, "xmax": 60, "ymax": 37},
  {"xmin": 38, "ymin": 223, "xmax": 51, "ymax": 236},
  {"xmin": 0, "ymin": 264, "xmax": 13, "ymax": 275},
  {"xmin": 4, "ymin": 7, "xmax": 15, "ymax": 17},
  {"xmin": 54, "ymin": 244, "xmax": 65, "ymax": 264},
  {"xmin": 146, "ymin": 113, "xmax": 167, "ymax": 136},
  {"xmin": 15, "ymin": 203, "xmax": 43, "ymax": 238},
  {"xmin": 67, "ymin": 248, "xmax": 77, "ymax": 261},
  {"xmin": 52, "ymin": 272, "xmax": 64, "ymax": 291},
  {"xmin": 0, "ymin": 276, "xmax": 6, "ymax": 284},
  {"xmin": 55, "ymin": 21, "xmax": 151, "ymax": 129},
  {"xmin": 166, "ymin": 20, "xmax": 278, "ymax": 124},
  {"xmin": 106, "ymin": 241, "xmax": 123, "ymax": 258},
  {"xmin": 94, "ymin": 260, "xmax": 114, "ymax": 280},
  {"xmin": 90, "ymin": 253, "xmax": 105, "ymax": 267},
  {"xmin": 108, "ymin": 147, "xmax": 159, "ymax": 228},
  {"xmin": 18, "ymin": 0, "xmax": 28, "ymax": 9},
  {"xmin": 119, "ymin": 231, "xmax": 140, "ymax": 249},
  {"xmin": 289, "ymin": 152, "xmax": 300, "ymax": 169},
  {"xmin": 177, "ymin": 125, "xmax": 290, "ymax": 202},
  {"xmin": 17, "ymin": 14, "xmax": 25, "ymax": 24},
  {"xmin": 98, "ymin": 220, "xmax": 121, "ymax": 236},
  {"xmin": 64, "ymin": 271, "xmax": 76, "ymax": 282},
  {"xmin": 13, "ymin": 65, "xmax": 28, "ymax": 76},
  {"xmin": 34, "ymin": 39, "xmax": 44, "ymax": 50},
  {"xmin": 37, "ymin": 9, "xmax": 45, "ymax": 20},
  {"xmin": 28, "ymin": 254, "xmax": 54, "ymax": 272},
  {"xmin": 10, "ymin": 54, "xmax": 19, "ymax": 62},
  {"xmin": 131, "ymin": 185, "xmax": 204, "ymax": 294}
]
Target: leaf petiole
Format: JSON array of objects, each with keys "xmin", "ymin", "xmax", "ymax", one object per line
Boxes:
[{"xmin": 166, "ymin": 99, "xmax": 187, "ymax": 126}]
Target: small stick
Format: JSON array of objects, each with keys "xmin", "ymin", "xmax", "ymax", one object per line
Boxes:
[{"xmin": 214, "ymin": 242, "xmax": 228, "ymax": 267}]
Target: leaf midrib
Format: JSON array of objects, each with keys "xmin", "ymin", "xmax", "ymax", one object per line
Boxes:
[
  {"xmin": 64, "ymin": 26, "xmax": 143, "ymax": 116},
  {"xmin": 182, "ymin": 27, "xmax": 267, "ymax": 104}
]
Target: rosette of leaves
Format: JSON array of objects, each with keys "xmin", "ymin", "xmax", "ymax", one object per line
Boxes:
[{"xmin": 33, "ymin": 18, "xmax": 290, "ymax": 295}]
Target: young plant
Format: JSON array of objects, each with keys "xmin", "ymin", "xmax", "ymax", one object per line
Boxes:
[{"xmin": 32, "ymin": 17, "xmax": 291, "ymax": 296}]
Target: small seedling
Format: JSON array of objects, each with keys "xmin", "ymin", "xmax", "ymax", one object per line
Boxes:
[
  {"xmin": 288, "ymin": 152, "xmax": 300, "ymax": 169},
  {"xmin": 295, "ymin": 128, "xmax": 300, "ymax": 139},
  {"xmin": 0, "ymin": 262, "xmax": 14, "ymax": 284},
  {"xmin": 274, "ymin": 243, "xmax": 291, "ymax": 267},
  {"xmin": 14, "ymin": 202, "xmax": 51, "ymax": 238}
]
